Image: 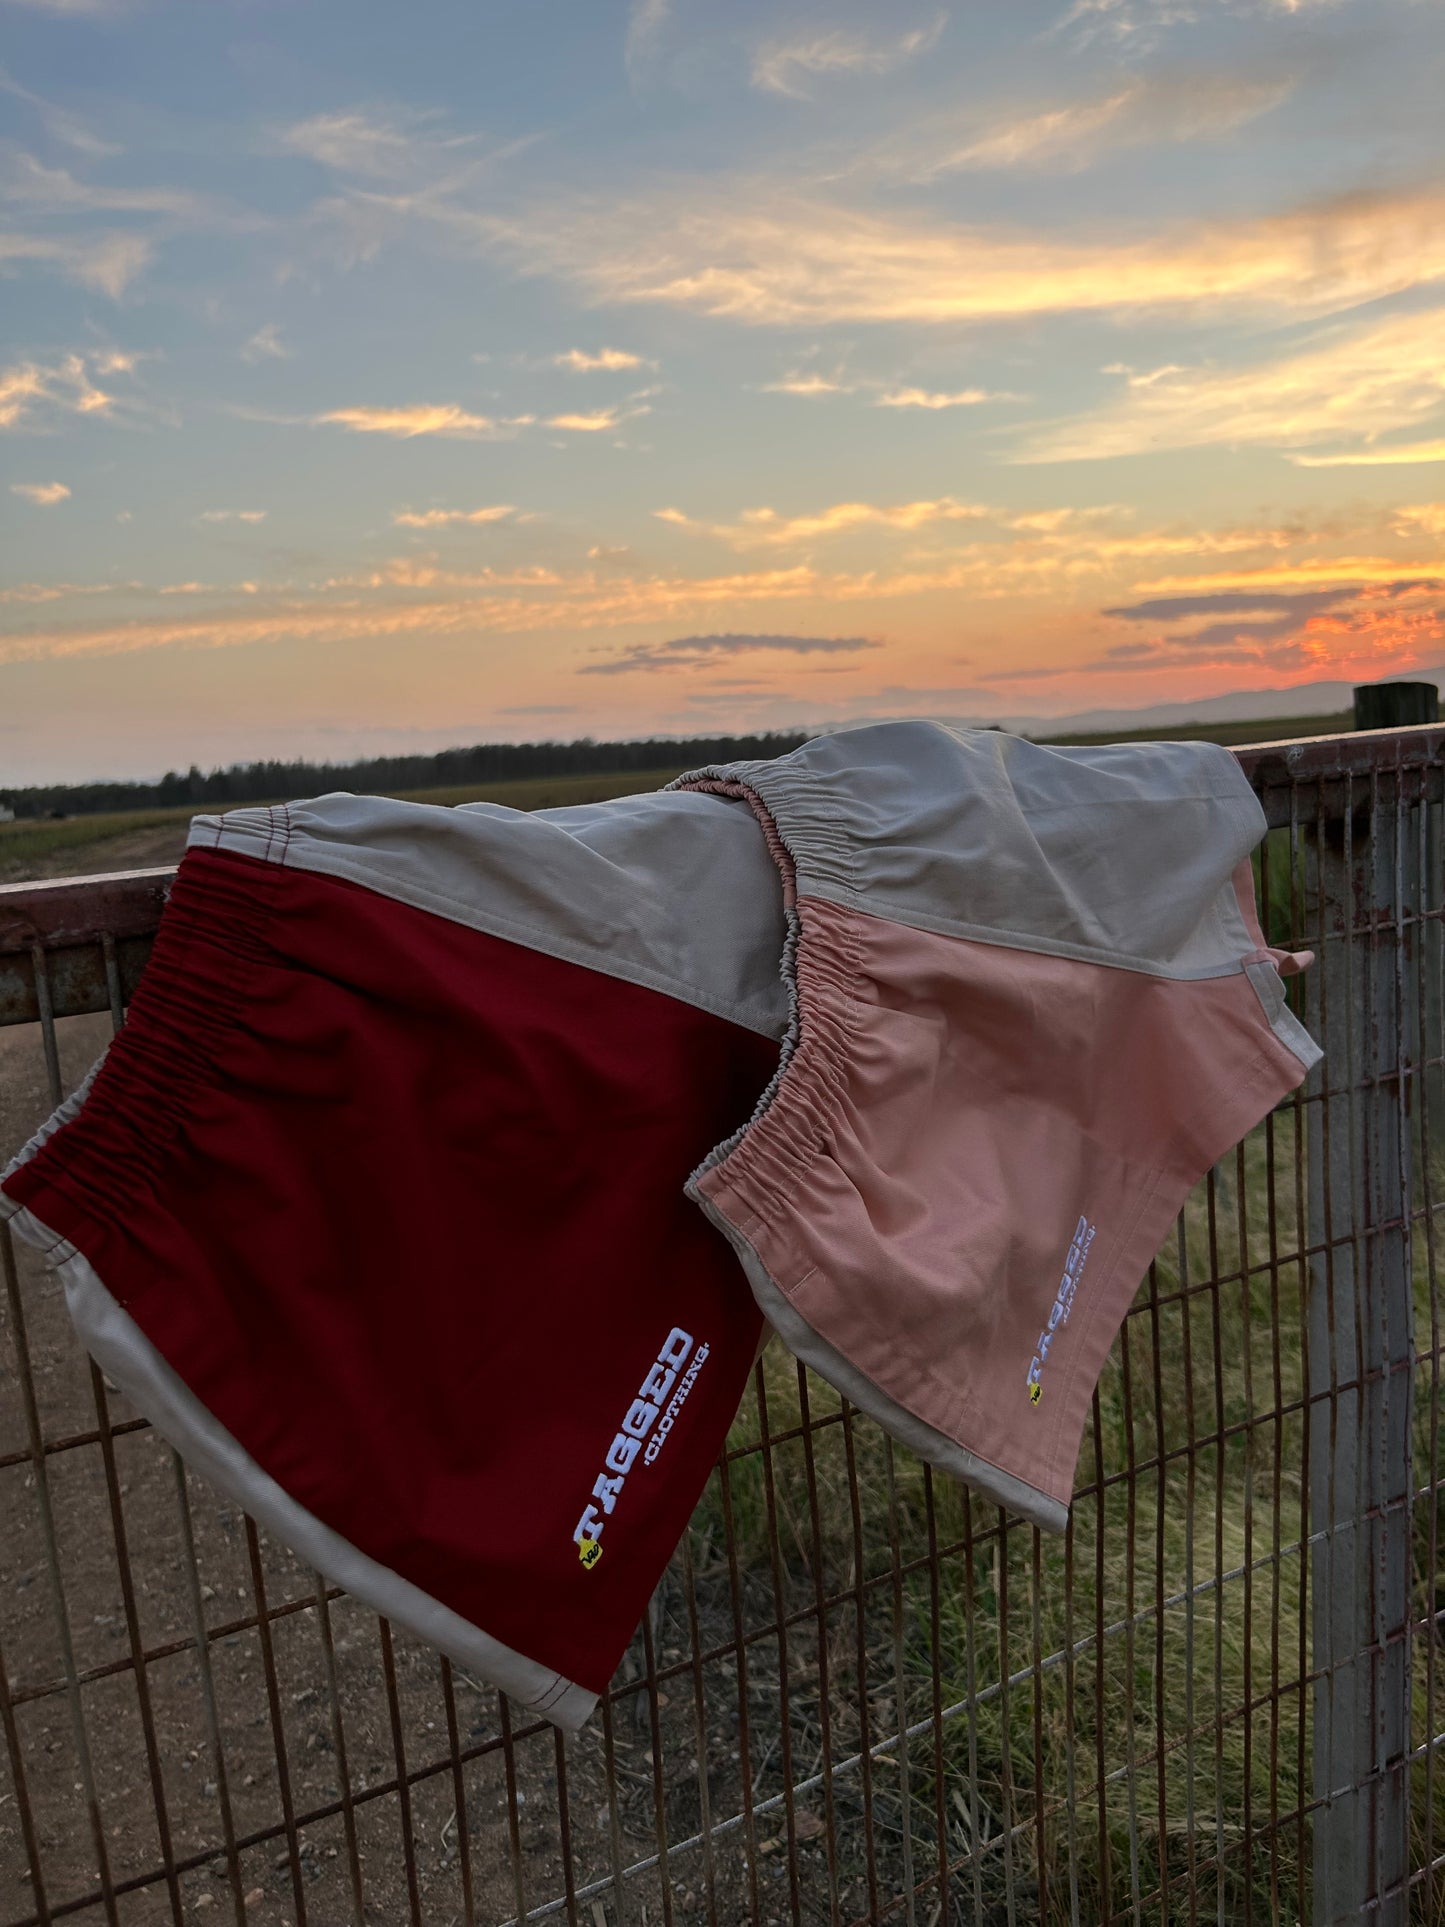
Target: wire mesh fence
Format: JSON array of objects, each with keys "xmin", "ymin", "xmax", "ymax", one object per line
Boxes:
[{"xmin": 0, "ymin": 725, "xmax": 1442, "ymax": 1925}]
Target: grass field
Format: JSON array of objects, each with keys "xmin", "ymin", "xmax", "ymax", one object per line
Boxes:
[
  {"xmin": 0, "ymin": 766, "xmax": 694, "ymax": 882},
  {"xmin": 1036, "ymin": 708, "xmax": 1355, "ymax": 750},
  {"xmin": 0, "ymin": 805, "xmax": 194, "ymax": 874},
  {"xmin": 0, "ymin": 713, "xmax": 1357, "ymax": 886}
]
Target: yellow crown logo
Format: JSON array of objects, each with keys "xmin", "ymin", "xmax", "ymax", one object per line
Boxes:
[{"xmin": 578, "ymin": 1537, "xmax": 603, "ymax": 1570}]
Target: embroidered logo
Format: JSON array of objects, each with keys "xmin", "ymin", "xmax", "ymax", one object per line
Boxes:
[
  {"xmin": 573, "ymin": 1327, "xmax": 708, "ymax": 1566},
  {"xmin": 643, "ymin": 1341, "xmax": 710, "ymax": 1464},
  {"xmin": 1026, "ymin": 1215, "xmax": 1096, "ymax": 1406}
]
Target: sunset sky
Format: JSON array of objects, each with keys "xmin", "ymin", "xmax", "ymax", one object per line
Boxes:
[{"xmin": 2, "ymin": 0, "xmax": 1444, "ymax": 783}]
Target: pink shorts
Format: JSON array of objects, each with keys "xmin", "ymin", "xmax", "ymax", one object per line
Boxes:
[{"xmin": 669, "ymin": 723, "xmax": 1319, "ymax": 1531}]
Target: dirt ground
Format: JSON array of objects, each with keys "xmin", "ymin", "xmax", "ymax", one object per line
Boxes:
[
  {"xmin": 0, "ymin": 824, "xmax": 191, "ymax": 887},
  {"xmin": 0, "ymin": 873, "xmax": 901, "ymax": 1926}
]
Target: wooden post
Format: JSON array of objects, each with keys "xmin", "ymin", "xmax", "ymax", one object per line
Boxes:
[
  {"xmin": 1305, "ymin": 766, "xmax": 1418, "ymax": 1924},
  {"xmin": 1354, "ymin": 681, "xmax": 1439, "ymax": 731}
]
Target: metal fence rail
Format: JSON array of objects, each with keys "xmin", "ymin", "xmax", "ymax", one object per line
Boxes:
[{"xmin": 1, "ymin": 726, "xmax": 1442, "ymax": 1926}]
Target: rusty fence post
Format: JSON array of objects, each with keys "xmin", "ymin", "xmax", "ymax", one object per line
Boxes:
[
  {"xmin": 1305, "ymin": 751, "xmax": 1418, "ymax": 1924},
  {"xmin": 1354, "ymin": 681, "xmax": 1439, "ymax": 733}
]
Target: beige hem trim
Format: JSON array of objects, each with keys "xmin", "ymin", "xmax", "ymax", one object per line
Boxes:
[{"xmin": 692, "ymin": 1196, "xmax": 1070, "ymax": 1535}]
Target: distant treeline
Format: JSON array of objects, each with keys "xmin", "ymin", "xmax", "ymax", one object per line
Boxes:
[{"xmin": 2, "ymin": 731, "xmax": 814, "ymax": 819}]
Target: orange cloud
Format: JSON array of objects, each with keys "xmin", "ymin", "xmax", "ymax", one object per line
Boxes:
[
  {"xmin": 480, "ymin": 183, "xmax": 1445, "ymax": 329},
  {"xmin": 1018, "ymin": 308, "xmax": 1445, "ymax": 461},
  {"xmin": 1394, "ymin": 504, "xmax": 1445, "ymax": 537},
  {"xmin": 317, "ymin": 404, "xmax": 502, "ymax": 438},
  {"xmin": 650, "ymin": 493, "xmax": 1313, "ymax": 566},
  {"xmin": 655, "ymin": 495, "xmax": 992, "ymax": 546},
  {"xmin": 8, "ymin": 498, "xmax": 1435, "ymax": 686},
  {"xmin": 1137, "ymin": 558, "xmax": 1445, "ymax": 594},
  {"xmin": 1292, "ymin": 439, "xmax": 1445, "ymax": 467},
  {"xmin": 0, "ymin": 351, "xmax": 121, "ymax": 429},
  {"xmin": 545, "ymin": 408, "xmax": 624, "ymax": 432},
  {"xmin": 0, "ymin": 566, "xmax": 833, "ymax": 665},
  {"xmin": 875, "ymin": 386, "xmax": 1020, "ymax": 409},
  {"xmin": 392, "ymin": 504, "xmax": 519, "ymax": 528},
  {"xmin": 10, "ymin": 481, "xmax": 71, "ymax": 505},
  {"xmin": 761, "ymin": 372, "xmax": 851, "ymax": 396},
  {"xmin": 554, "ymin": 347, "xmax": 647, "ymax": 371}
]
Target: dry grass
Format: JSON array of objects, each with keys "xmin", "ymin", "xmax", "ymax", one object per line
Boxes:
[
  {"xmin": 696, "ymin": 1102, "xmax": 1445, "ymax": 1923},
  {"xmin": 0, "ymin": 768, "xmax": 693, "ymax": 883},
  {"xmin": 0, "ymin": 807, "xmax": 189, "ymax": 875}
]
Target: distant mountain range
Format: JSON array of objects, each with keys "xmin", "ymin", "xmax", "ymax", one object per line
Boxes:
[{"xmin": 967, "ymin": 668, "xmax": 1444, "ymax": 739}]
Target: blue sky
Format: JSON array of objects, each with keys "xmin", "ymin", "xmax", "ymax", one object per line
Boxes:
[{"xmin": 2, "ymin": 0, "xmax": 1443, "ymax": 782}]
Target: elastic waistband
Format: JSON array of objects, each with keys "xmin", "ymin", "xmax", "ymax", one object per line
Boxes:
[{"xmin": 1, "ymin": 849, "xmax": 282, "ymax": 1242}]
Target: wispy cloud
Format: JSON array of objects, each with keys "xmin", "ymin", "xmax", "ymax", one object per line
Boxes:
[
  {"xmin": 0, "ymin": 566, "xmax": 833, "ymax": 663},
  {"xmin": 625, "ymin": 0, "xmax": 671, "ymax": 81},
  {"xmin": 553, "ymin": 347, "xmax": 647, "ymax": 372},
  {"xmin": 315, "ymin": 403, "xmax": 503, "ymax": 438},
  {"xmin": 10, "ymin": 481, "xmax": 70, "ymax": 505},
  {"xmin": 864, "ymin": 71, "xmax": 1292, "ymax": 181},
  {"xmin": 1394, "ymin": 504, "xmax": 1445, "ymax": 538},
  {"xmin": 241, "ymin": 324, "xmax": 289, "ymax": 364},
  {"xmin": 1054, "ymin": 0, "xmax": 1336, "ymax": 52},
  {"xmin": 0, "ymin": 65, "xmax": 119, "ymax": 155},
  {"xmin": 655, "ymin": 495, "xmax": 992, "ymax": 547},
  {"xmin": 752, "ymin": 15, "xmax": 946, "ymax": 99},
  {"xmin": 759, "ymin": 371, "xmax": 1020, "ymax": 409},
  {"xmin": 546, "ymin": 407, "xmax": 626, "ymax": 433},
  {"xmin": 276, "ymin": 107, "xmax": 488, "ymax": 180},
  {"xmin": 1, "ymin": 150, "xmax": 221, "ymax": 219},
  {"xmin": 2, "ymin": 497, "xmax": 1418, "ymax": 670},
  {"xmin": 280, "ymin": 110, "xmax": 414, "ymax": 175},
  {"xmin": 0, "ymin": 148, "xmax": 239, "ymax": 300},
  {"xmin": 1017, "ymin": 307, "xmax": 1445, "ymax": 462},
  {"xmin": 392, "ymin": 504, "xmax": 518, "ymax": 527},
  {"xmin": 761, "ymin": 371, "xmax": 851, "ymax": 397},
  {"xmin": 198, "ymin": 509, "xmax": 267, "ymax": 523},
  {"xmin": 580, "ymin": 632, "xmax": 881, "ymax": 675},
  {"xmin": 477, "ymin": 182, "xmax": 1445, "ymax": 329},
  {"xmin": 0, "ymin": 229, "xmax": 151, "ymax": 296},
  {"xmin": 546, "ymin": 396, "xmax": 653, "ymax": 432},
  {"xmin": 1134, "ymin": 558, "xmax": 1445, "ymax": 594},
  {"xmin": 8, "ymin": 500, "xmax": 1432, "ymax": 675},
  {"xmin": 647, "ymin": 495, "xmax": 1390, "ymax": 598},
  {"xmin": 0, "ymin": 351, "xmax": 129, "ymax": 430}
]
